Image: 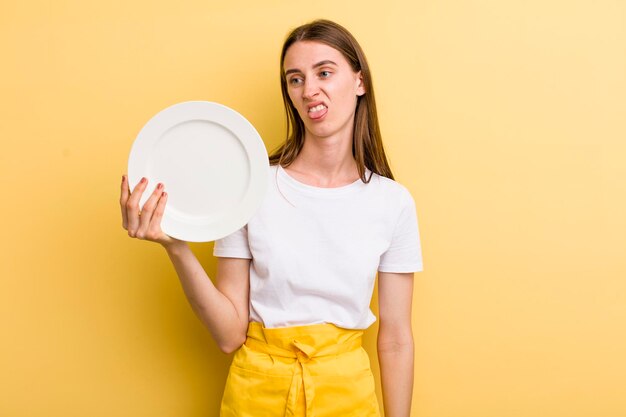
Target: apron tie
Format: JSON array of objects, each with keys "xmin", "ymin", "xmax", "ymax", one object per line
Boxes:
[{"xmin": 244, "ymin": 335, "xmax": 362, "ymax": 417}]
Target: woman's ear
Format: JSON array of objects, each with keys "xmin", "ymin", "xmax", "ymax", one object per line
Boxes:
[{"xmin": 356, "ymin": 71, "xmax": 365, "ymax": 96}]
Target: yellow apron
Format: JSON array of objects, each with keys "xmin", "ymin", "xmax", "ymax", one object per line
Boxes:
[{"xmin": 220, "ymin": 321, "xmax": 381, "ymax": 417}]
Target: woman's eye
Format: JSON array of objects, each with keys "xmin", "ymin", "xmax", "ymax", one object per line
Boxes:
[
  {"xmin": 320, "ymin": 71, "xmax": 331, "ymax": 78},
  {"xmin": 289, "ymin": 77, "xmax": 303, "ymax": 85}
]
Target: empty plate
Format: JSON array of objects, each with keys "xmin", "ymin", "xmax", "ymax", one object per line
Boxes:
[{"xmin": 128, "ymin": 101, "xmax": 269, "ymax": 242}]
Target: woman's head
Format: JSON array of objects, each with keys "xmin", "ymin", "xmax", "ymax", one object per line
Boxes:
[
  {"xmin": 282, "ymin": 40, "xmax": 365, "ymax": 146},
  {"xmin": 269, "ymin": 19, "xmax": 393, "ymax": 181}
]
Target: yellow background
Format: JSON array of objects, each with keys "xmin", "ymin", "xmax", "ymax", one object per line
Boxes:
[{"xmin": 1, "ymin": 0, "xmax": 625, "ymax": 416}]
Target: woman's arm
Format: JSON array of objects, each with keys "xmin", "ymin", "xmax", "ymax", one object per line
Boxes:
[
  {"xmin": 165, "ymin": 244, "xmax": 250, "ymax": 354},
  {"xmin": 377, "ymin": 271, "xmax": 415, "ymax": 417},
  {"xmin": 120, "ymin": 175, "xmax": 250, "ymax": 354}
]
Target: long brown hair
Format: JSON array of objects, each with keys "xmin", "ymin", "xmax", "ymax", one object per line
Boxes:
[{"xmin": 268, "ymin": 19, "xmax": 394, "ymax": 182}]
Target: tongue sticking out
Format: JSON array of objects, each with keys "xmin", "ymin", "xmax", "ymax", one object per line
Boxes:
[{"xmin": 308, "ymin": 105, "xmax": 327, "ymax": 120}]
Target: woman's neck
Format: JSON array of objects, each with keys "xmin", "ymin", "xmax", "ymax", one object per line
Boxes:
[{"xmin": 285, "ymin": 131, "xmax": 359, "ymax": 188}]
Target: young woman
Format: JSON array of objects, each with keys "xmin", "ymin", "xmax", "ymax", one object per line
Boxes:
[{"xmin": 120, "ymin": 19, "xmax": 422, "ymax": 417}]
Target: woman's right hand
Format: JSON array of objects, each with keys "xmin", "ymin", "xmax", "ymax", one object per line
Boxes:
[{"xmin": 120, "ymin": 174, "xmax": 182, "ymax": 248}]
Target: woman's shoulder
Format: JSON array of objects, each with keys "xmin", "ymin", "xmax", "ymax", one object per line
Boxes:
[{"xmin": 368, "ymin": 172, "xmax": 414, "ymax": 202}]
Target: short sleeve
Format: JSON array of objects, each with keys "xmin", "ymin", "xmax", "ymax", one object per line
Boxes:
[
  {"xmin": 213, "ymin": 225, "xmax": 253, "ymax": 259},
  {"xmin": 378, "ymin": 190, "xmax": 423, "ymax": 273}
]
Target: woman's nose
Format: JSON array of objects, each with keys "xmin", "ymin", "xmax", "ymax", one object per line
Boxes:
[{"xmin": 302, "ymin": 79, "xmax": 320, "ymax": 99}]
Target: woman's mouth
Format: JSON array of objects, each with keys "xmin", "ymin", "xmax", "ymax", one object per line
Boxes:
[{"xmin": 307, "ymin": 104, "xmax": 328, "ymax": 120}]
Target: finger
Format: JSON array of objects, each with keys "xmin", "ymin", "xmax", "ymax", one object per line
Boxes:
[
  {"xmin": 136, "ymin": 183, "xmax": 164, "ymax": 239},
  {"xmin": 120, "ymin": 175, "xmax": 130, "ymax": 229},
  {"xmin": 147, "ymin": 191, "xmax": 168, "ymax": 241},
  {"xmin": 126, "ymin": 177, "xmax": 148, "ymax": 237}
]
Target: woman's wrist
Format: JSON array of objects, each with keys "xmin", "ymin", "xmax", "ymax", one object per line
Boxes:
[{"xmin": 161, "ymin": 238, "xmax": 187, "ymax": 254}]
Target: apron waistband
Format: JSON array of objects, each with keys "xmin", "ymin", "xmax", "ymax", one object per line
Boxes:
[{"xmin": 243, "ymin": 322, "xmax": 364, "ymax": 417}]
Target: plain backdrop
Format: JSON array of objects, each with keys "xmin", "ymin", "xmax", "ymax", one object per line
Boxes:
[{"xmin": 1, "ymin": 0, "xmax": 625, "ymax": 416}]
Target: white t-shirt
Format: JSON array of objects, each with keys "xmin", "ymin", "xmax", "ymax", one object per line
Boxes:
[{"xmin": 213, "ymin": 164, "xmax": 423, "ymax": 329}]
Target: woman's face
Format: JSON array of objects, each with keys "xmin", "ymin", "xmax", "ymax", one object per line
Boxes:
[{"xmin": 283, "ymin": 41, "xmax": 364, "ymax": 140}]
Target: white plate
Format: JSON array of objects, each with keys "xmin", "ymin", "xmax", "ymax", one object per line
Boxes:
[{"xmin": 128, "ymin": 101, "xmax": 269, "ymax": 242}]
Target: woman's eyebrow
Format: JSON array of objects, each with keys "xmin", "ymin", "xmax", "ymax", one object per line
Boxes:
[
  {"xmin": 285, "ymin": 60, "xmax": 338, "ymax": 75},
  {"xmin": 313, "ymin": 60, "xmax": 338, "ymax": 68}
]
